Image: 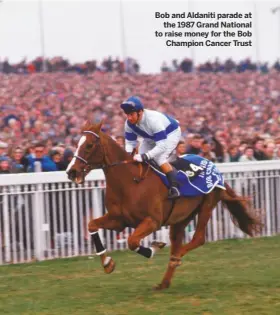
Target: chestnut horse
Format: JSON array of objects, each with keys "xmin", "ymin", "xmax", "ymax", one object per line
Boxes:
[{"xmin": 66, "ymin": 122, "xmax": 261, "ymax": 290}]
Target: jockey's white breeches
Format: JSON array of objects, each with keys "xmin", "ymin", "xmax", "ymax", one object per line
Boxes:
[{"xmin": 139, "ymin": 127, "xmax": 182, "ymax": 166}]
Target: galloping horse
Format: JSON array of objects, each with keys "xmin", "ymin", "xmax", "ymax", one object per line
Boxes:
[{"xmin": 66, "ymin": 122, "xmax": 261, "ymax": 290}]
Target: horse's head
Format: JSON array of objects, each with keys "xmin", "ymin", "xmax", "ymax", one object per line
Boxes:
[{"xmin": 66, "ymin": 121, "xmax": 104, "ymax": 184}]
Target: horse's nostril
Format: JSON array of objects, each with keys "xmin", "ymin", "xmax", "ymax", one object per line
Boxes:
[{"xmin": 67, "ymin": 169, "xmax": 76, "ymax": 179}]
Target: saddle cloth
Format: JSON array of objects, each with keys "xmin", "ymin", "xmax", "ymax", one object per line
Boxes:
[{"xmin": 151, "ymin": 154, "xmax": 225, "ymax": 197}]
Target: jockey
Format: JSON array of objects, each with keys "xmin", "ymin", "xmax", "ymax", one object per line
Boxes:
[{"xmin": 120, "ymin": 96, "xmax": 182, "ymax": 199}]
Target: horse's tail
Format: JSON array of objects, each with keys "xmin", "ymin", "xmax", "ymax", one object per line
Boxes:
[{"xmin": 220, "ymin": 182, "xmax": 262, "ymax": 236}]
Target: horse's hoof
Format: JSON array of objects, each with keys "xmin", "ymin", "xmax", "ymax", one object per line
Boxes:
[
  {"xmin": 104, "ymin": 258, "xmax": 115, "ymax": 274},
  {"xmin": 151, "ymin": 241, "xmax": 167, "ymax": 249},
  {"xmin": 152, "ymin": 282, "xmax": 170, "ymax": 291}
]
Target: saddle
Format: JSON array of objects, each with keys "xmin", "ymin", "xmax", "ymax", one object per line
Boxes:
[
  {"xmin": 149, "ymin": 157, "xmax": 201, "ymax": 180},
  {"xmin": 148, "ymin": 154, "xmax": 225, "ymax": 197}
]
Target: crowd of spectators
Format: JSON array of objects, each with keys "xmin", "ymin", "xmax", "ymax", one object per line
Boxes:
[
  {"xmin": 2, "ymin": 56, "xmax": 280, "ymax": 75},
  {"xmin": 0, "ymin": 56, "xmax": 140, "ymax": 75},
  {"xmin": 161, "ymin": 58, "xmax": 280, "ymax": 74},
  {"xmin": 1, "ymin": 59, "xmax": 280, "ymax": 174}
]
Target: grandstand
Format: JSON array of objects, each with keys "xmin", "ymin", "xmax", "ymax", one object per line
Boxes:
[{"xmin": 1, "ymin": 59, "xmax": 280, "ymax": 170}]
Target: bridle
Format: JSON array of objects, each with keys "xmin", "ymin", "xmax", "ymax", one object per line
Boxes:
[
  {"xmin": 74, "ymin": 130, "xmax": 104, "ymax": 171},
  {"xmin": 73, "ymin": 130, "xmax": 150, "ymax": 182},
  {"xmin": 74, "ymin": 130, "xmax": 134, "ymax": 170}
]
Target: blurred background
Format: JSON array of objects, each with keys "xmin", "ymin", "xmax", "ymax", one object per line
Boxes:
[
  {"xmin": 0, "ymin": 0, "xmax": 280, "ymax": 72},
  {"xmin": 0, "ymin": 0, "xmax": 280, "ymax": 172}
]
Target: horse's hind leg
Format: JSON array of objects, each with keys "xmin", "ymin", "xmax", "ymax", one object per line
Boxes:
[
  {"xmin": 155, "ymin": 190, "xmax": 221, "ymax": 290},
  {"xmin": 154, "ymin": 220, "xmax": 189, "ymax": 290},
  {"xmin": 179, "ymin": 190, "xmax": 221, "ymax": 259}
]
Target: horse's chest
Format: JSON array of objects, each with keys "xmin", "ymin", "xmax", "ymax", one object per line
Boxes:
[{"xmin": 105, "ymin": 193, "xmax": 152, "ymax": 226}]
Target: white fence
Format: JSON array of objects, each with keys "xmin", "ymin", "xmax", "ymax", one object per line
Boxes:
[{"xmin": 0, "ymin": 160, "xmax": 280, "ymax": 265}]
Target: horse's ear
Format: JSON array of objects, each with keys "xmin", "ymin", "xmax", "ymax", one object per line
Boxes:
[
  {"xmin": 86, "ymin": 120, "xmax": 92, "ymax": 127},
  {"xmin": 96, "ymin": 120, "xmax": 103, "ymax": 132},
  {"xmin": 82, "ymin": 120, "xmax": 91, "ymax": 131}
]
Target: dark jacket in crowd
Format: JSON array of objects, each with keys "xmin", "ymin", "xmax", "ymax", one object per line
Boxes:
[
  {"xmin": 186, "ymin": 146, "xmax": 201, "ymax": 155},
  {"xmin": 254, "ymin": 150, "xmax": 267, "ymax": 161}
]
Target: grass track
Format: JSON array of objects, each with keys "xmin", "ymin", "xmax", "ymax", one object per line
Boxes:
[{"xmin": 1, "ymin": 236, "xmax": 280, "ymax": 315}]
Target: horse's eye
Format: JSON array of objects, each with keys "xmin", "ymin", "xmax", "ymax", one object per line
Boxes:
[{"xmin": 86, "ymin": 144, "xmax": 92, "ymax": 150}]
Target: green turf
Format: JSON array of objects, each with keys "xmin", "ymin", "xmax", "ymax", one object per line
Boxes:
[{"xmin": 1, "ymin": 236, "xmax": 280, "ymax": 315}]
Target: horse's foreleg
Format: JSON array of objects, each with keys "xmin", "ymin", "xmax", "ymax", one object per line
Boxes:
[
  {"xmin": 127, "ymin": 216, "xmax": 159, "ymax": 259},
  {"xmin": 88, "ymin": 213, "xmax": 125, "ymax": 274}
]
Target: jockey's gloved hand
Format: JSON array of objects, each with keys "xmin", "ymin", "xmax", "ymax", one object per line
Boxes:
[
  {"xmin": 133, "ymin": 154, "xmax": 143, "ymax": 162},
  {"xmin": 133, "ymin": 153, "xmax": 150, "ymax": 163}
]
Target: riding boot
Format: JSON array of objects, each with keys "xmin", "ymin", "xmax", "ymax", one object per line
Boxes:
[
  {"xmin": 171, "ymin": 158, "xmax": 202, "ymax": 180},
  {"xmin": 166, "ymin": 169, "xmax": 180, "ymax": 200}
]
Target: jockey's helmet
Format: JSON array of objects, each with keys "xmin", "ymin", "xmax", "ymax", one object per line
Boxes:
[{"xmin": 120, "ymin": 96, "xmax": 144, "ymax": 114}]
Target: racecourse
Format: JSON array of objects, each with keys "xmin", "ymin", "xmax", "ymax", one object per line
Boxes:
[{"xmin": 1, "ymin": 236, "xmax": 280, "ymax": 315}]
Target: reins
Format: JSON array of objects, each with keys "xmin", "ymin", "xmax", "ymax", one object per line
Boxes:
[
  {"xmin": 85, "ymin": 159, "xmax": 150, "ymax": 184},
  {"xmin": 100, "ymin": 160, "xmax": 151, "ymax": 183}
]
